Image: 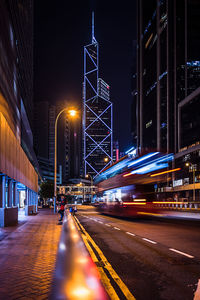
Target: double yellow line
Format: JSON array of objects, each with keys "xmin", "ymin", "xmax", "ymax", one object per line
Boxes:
[{"xmin": 74, "ymin": 216, "xmax": 136, "ymax": 300}]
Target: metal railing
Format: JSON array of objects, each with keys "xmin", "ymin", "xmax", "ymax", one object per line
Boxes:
[{"xmin": 154, "ymin": 201, "xmax": 200, "ymax": 210}]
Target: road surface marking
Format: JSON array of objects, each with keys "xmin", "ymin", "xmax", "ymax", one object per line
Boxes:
[
  {"xmin": 98, "ymin": 221, "xmax": 103, "ymax": 224},
  {"xmin": 126, "ymin": 232, "xmax": 135, "ymax": 236},
  {"xmin": 114, "ymin": 227, "xmax": 120, "ymax": 230},
  {"xmin": 105, "ymin": 224, "xmax": 111, "ymax": 227},
  {"xmin": 169, "ymin": 248, "xmax": 194, "ymax": 258},
  {"xmin": 142, "ymin": 238, "xmax": 157, "ymax": 244},
  {"xmin": 74, "ymin": 216, "xmax": 136, "ymax": 300}
]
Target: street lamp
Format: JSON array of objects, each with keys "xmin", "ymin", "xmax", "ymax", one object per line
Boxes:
[
  {"xmin": 86, "ymin": 174, "xmax": 93, "ymax": 202},
  {"xmin": 54, "ymin": 107, "xmax": 77, "ymax": 213},
  {"xmin": 104, "ymin": 157, "xmax": 109, "ymax": 163},
  {"xmin": 185, "ymin": 162, "xmax": 196, "ymax": 201}
]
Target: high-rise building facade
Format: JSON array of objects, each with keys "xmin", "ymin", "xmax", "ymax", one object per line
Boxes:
[
  {"xmin": 34, "ymin": 101, "xmax": 64, "ymax": 183},
  {"xmin": 34, "ymin": 101, "xmax": 81, "ymax": 183},
  {"xmin": 135, "ymin": 0, "xmax": 200, "ymax": 201},
  {"xmin": 98, "ymin": 78, "xmax": 110, "ymax": 101},
  {"xmin": 56, "ymin": 102, "xmax": 81, "ymax": 182},
  {"xmin": 83, "ymin": 13, "xmax": 113, "ymax": 179},
  {"xmin": 0, "ymin": 0, "xmax": 38, "ymax": 226},
  {"xmin": 136, "ymin": 0, "xmax": 200, "ymax": 154}
]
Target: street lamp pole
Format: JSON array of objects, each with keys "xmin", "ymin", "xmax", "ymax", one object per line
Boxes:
[
  {"xmin": 54, "ymin": 108, "xmax": 77, "ymax": 213},
  {"xmin": 86, "ymin": 174, "xmax": 93, "ymax": 202},
  {"xmin": 192, "ymin": 166, "xmax": 195, "ymax": 202},
  {"xmin": 185, "ymin": 162, "xmax": 195, "ymax": 202}
]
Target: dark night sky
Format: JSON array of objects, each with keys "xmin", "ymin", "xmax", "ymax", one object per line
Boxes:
[{"xmin": 34, "ymin": 1, "xmax": 136, "ymax": 152}]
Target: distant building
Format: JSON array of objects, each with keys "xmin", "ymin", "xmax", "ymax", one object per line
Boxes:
[
  {"xmin": 135, "ymin": 0, "xmax": 200, "ymax": 201},
  {"xmin": 56, "ymin": 102, "xmax": 81, "ymax": 183},
  {"xmin": 113, "ymin": 141, "xmax": 119, "ymax": 163},
  {"xmin": 34, "ymin": 101, "xmax": 81, "ymax": 183},
  {"xmin": 37, "ymin": 156, "xmax": 62, "ymax": 184},
  {"xmin": 34, "ymin": 101, "xmax": 62, "ymax": 183},
  {"xmin": 34, "ymin": 101, "xmax": 57, "ymax": 164},
  {"xmin": 131, "ymin": 40, "xmax": 137, "ymax": 148}
]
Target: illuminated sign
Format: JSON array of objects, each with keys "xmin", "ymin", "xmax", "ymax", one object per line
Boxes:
[{"xmin": 173, "ymin": 179, "xmax": 183, "ymax": 187}]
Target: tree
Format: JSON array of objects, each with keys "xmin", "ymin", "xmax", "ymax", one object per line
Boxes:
[{"xmin": 39, "ymin": 181, "xmax": 54, "ymax": 199}]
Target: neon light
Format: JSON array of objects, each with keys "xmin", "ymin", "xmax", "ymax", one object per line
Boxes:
[
  {"xmin": 123, "ymin": 202, "xmax": 146, "ymax": 205},
  {"xmin": 116, "ymin": 149, "xmax": 119, "ymax": 161},
  {"xmin": 137, "ymin": 212, "xmax": 163, "ymax": 217},
  {"xmin": 130, "ymin": 162, "xmax": 168, "ymax": 175},
  {"xmin": 125, "ymin": 147, "xmax": 135, "ymax": 154},
  {"xmin": 123, "ymin": 173, "xmax": 132, "ymax": 177},
  {"xmin": 133, "ymin": 199, "xmax": 146, "ymax": 202},
  {"xmin": 128, "ymin": 152, "xmax": 159, "ymax": 167},
  {"xmin": 150, "ymin": 168, "xmax": 181, "ymax": 177},
  {"xmin": 153, "ymin": 201, "xmax": 188, "ymax": 204}
]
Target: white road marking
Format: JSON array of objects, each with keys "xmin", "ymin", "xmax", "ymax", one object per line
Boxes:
[
  {"xmin": 126, "ymin": 232, "xmax": 136, "ymax": 236},
  {"xmin": 169, "ymin": 248, "xmax": 194, "ymax": 258},
  {"xmin": 114, "ymin": 227, "xmax": 120, "ymax": 230},
  {"xmin": 82, "ymin": 212, "xmax": 99, "ymax": 214},
  {"xmin": 142, "ymin": 238, "xmax": 157, "ymax": 244},
  {"xmin": 98, "ymin": 221, "xmax": 103, "ymax": 224},
  {"xmin": 105, "ymin": 224, "xmax": 111, "ymax": 227}
]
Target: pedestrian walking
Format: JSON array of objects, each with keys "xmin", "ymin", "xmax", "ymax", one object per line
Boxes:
[{"xmin": 58, "ymin": 195, "xmax": 66, "ymax": 222}]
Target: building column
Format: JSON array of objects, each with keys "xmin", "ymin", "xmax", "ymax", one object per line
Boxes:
[
  {"xmin": 0, "ymin": 177, "xmax": 18, "ymax": 227},
  {"xmin": 29, "ymin": 190, "xmax": 32, "ymax": 205},
  {"xmin": 34, "ymin": 192, "xmax": 38, "ymax": 213},
  {"xmin": 8, "ymin": 179, "xmax": 13, "ymax": 207},
  {"xmin": 13, "ymin": 182, "xmax": 18, "ymax": 207},
  {"xmin": 31, "ymin": 191, "xmax": 33, "ymax": 205},
  {"xmin": 0, "ymin": 175, "xmax": 6, "ymax": 208},
  {"xmin": 24, "ymin": 188, "xmax": 28, "ymax": 206},
  {"xmin": 28, "ymin": 189, "xmax": 30, "ymax": 206}
]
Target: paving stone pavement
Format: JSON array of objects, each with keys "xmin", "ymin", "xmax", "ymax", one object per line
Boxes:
[{"xmin": 0, "ymin": 209, "xmax": 62, "ymax": 300}]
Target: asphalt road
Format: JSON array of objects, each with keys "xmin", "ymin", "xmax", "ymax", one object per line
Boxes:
[{"xmin": 75, "ymin": 205, "xmax": 200, "ymax": 300}]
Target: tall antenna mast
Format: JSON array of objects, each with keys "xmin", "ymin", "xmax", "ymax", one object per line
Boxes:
[{"xmin": 92, "ymin": 11, "xmax": 96, "ymax": 43}]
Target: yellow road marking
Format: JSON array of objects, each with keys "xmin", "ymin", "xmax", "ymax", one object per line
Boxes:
[
  {"xmin": 74, "ymin": 216, "xmax": 136, "ymax": 300},
  {"xmin": 73, "ymin": 216, "xmax": 119, "ymax": 300}
]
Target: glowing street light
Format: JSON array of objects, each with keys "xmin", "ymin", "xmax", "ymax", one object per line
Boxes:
[
  {"xmin": 185, "ymin": 162, "xmax": 196, "ymax": 201},
  {"xmin": 86, "ymin": 174, "xmax": 93, "ymax": 202},
  {"xmin": 68, "ymin": 109, "xmax": 77, "ymax": 117},
  {"xmin": 104, "ymin": 157, "xmax": 109, "ymax": 163},
  {"xmin": 54, "ymin": 107, "xmax": 78, "ymax": 213}
]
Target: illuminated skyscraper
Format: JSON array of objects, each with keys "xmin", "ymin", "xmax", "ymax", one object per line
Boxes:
[
  {"xmin": 135, "ymin": 0, "xmax": 200, "ymax": 201},
  {"xmin": 136, "ymin": 0, "xmax": 200, "ymax": 154},
  {"xmin": 83, "ymin": 13, "xmax": 113, "ymax": 178}
]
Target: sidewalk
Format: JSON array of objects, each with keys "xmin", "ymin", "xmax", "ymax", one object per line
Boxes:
[{"xmin": 0, "ymin": 209, "xmax": 62, "ymax": 300}]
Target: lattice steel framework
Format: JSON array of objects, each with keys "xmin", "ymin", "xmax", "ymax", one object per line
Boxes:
[{"xmin": 83, "ymin": 13, "xmax": 113, "ymax": 178}]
